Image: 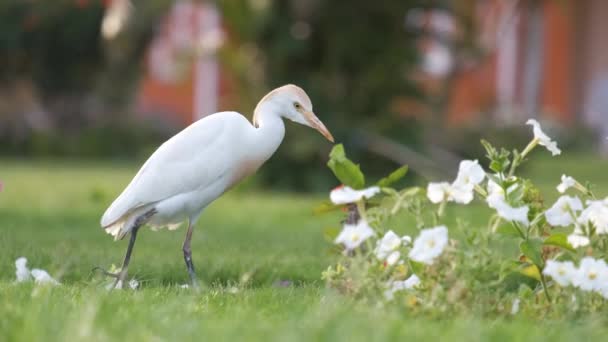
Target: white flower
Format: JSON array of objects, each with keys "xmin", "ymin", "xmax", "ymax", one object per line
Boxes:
[
  {"xmin": 30, "ymin": 269, "xmax": 59, "ymax": 285},
  {"xmin": 386, "ymin": 251, "xmax": 401, "ymax": 266},
  {"xmin": 453, "ymin": 160, "xmax": 486, "ymax": 189},
  {"xmin": 408, "ymin": 226, "xmax": 449, "ymax": 265},
  {"xmin": 384, "ymin": 274, "xmax": 421, "ymax": 300},
  {"xmin": 526, "ymin": 119, "xmax": 561, "ymax": 156},
  {"xmin": 427, "ymin": 182, "xmax": 452, "ymax": 203},
  {"xmin": 557, "ymin": 175, "xmax": 576, "ymax": 193},
  {"xmin": 543, "ymin": 260, "xmax": 576, "ymax": 287},
  {"xmin": 427, "ymin": 160, "xmax": 485, "ymax": 205},
  {"xmin": 510, "ymin": 298, "xmax": 520, "ymax": 315},
  {"xmin": 572, "ymin": 257, "xmax": 608, "ymax": 291},
  {"xmin": 578, "ymin": 199, "xmax": 608, "ymax": 234},
  {"xmin": 402, "ymin": 235, "xmax": 412, "ymax": 245},
  {"xmin": 129, "ymin": 279, "xmax": 140, "ymax": 290},
  {"xmin": 487, "ymin": 193, "xmax": 530, "ymax": 226},
  {"xmin": 335, "ymin": 220, "xmax": 375, "ymax": 250},
  {"xmin": 15, "ymin": 257, "xmax": 31, "ymax": 283},
  {"xmin": 567, "ymin": 234, "xmax": 590, "ymax": 248},
  {"xmin": 545, "ymin": 195, "xmax": 583, "ymax": 227},
  {"xmin": 374, "ymin": 230, "xmax": 402, "ymax": 260},
  {"xmin": 330, "ymin": 186, "xmax": 380, "ymax": 204},
  {"xmin": 450, "ymin": 183, "xmax": 475, "ymax": 204}
]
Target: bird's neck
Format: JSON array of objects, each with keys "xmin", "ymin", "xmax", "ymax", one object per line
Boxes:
[{"xmin": 251, "ymin": 103, "xmax": 286, "ymax": 159}]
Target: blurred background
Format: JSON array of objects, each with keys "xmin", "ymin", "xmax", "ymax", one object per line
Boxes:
[{"xmin": 1, "ymin": 0, "xmax": 607, "ymax": 192}]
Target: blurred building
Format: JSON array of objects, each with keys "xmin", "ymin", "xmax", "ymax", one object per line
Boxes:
[
  {"xmin": 136, "ymin": 0, "xmax": 228, "ymax": 127},
  {"xmin": 413, "ymin": 0, "xmax": 608, "ymax": 151}
]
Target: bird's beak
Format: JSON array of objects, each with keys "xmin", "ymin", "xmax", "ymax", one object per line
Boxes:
[{"xmin": 304, "ymin": 111, "xmax": 334, "ymax": 143}]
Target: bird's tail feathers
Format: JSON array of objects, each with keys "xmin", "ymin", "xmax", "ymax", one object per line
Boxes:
[{"xmin": 104, "ymin": 205, "xmax": 156, "ymax": 241}]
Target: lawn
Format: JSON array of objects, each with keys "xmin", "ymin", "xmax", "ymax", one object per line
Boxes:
[{"xmin": 1, "ymin": 155, "xmax": 608, "ymax": 341}]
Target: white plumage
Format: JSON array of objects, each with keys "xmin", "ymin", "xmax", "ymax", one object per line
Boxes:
[{"xmin": 98, "ymin": 84, "xmax": 333, "ymax": 287}]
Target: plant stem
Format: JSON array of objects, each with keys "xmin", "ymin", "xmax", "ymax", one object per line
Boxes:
[
  {"xmin": 540, "ymin": 273, "xmax": 552, "ymax": 303},
  {"xmin": 508, "ymin": 139, "xmax": 538, "ymax": 178}
]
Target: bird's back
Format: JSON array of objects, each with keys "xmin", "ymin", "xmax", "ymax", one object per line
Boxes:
[{"xmin": 101, "ymin": 111, "xmax": 254, "ymax": 230}]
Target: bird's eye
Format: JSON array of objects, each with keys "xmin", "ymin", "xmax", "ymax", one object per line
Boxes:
[{"xmin": 293, "ymin": 102, "xmax": 301, "ymax": 109}]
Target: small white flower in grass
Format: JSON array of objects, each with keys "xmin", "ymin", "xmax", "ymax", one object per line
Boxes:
[
  {"xmin": 129, "ymin": 279, "xmax": 140, "ymax": 290},
  {"xmin": 567, "ymin": 234, "xmax": 590, "ymax": 248},
  {"xmin": 453, "ymin": 160, "xmax": 486, "ymax": 189},
  {"xmin": 408, "ymin": 226, "xmax": 449, "ymax": 265},
  {"xmin": 526, "ymin": 119, "xmax": 561, "ymax": 156},
  {"xmin": 402, "ymin": 235, "xmax": 412, "ymax": 245},
  {"xmin": 335, "ymin": 220, "xmax": 375, "ymax": 250},
  {"xmin": 375, "ymin": 230, "xmax": 402, "ymax": 260},
  {"xmin": 450, "ymin": 183, "xmax": 475, "ymax": 204},
  {"xmin": 572, "ymin": 257, "xmax": 608, "ymax": 292},
  {"xmin": 543, "ymin": 260, "xmax": 576, "ymax": 287},
  {"xmin": 510, "ymin": 298, "xmax": 520, "ymax": 315},
  {"xmin": 557, "ymin": 175, "xmax": 576, "ymax": 193},
  {"xmin": 545, "ymin": 195, "xmax": 583, "ymax": 227},
  {"xmin": 31, "ymin": 269, "xmax": 59, "ymax": 285},
  {"xmin": 15, "ymin": 257, "xmax": 31, "ymax": 282},
  {"xmin": 427, "ymin": 182, "xmax": 452, "ymax": 203},
  {"xmin": 330, "ymin": 186, "xmax": 380, "ymax": 205},
  {"xmin": 578, "ymin": 199, "xmax": 608, "ymax": 234},
  {"xmin": 487, "ymin": 193, "xmax": 529, "ymax": 226},
  {"xmin": 384, "ymin": 274, "xmax": 421, "ymax": 300}
]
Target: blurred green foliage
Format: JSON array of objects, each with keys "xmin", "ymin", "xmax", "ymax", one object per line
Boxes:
[{"xmin": 221, "ymin": 0, "xmax": 426, "ymax": 191}]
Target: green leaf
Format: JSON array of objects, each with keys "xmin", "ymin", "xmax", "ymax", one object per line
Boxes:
[
  {"xmin": 408, "ymin": 259, "xmax": 424, "ymax": 276},
  {"xmin": 313, "ymin": 201, "xmax": 342, "ymax": 215},
  {"xmin": 543, "ymin": 233, "xmax": 575, "ymax": 253},
  {"xmin": 323, "ymin": 226, "xmax": 341, "ymax": 242},
  {"xmin": 377, "ymin": 165, "xmax": 408, "ymax": 188},
  {"xmin": 481, "ymin": 139, "xmax": 497, "ymax": 159},
  {"xmin": 519, "ymin": 239, "xmax": 544, "ymax": 269},
  {"xmin": 327, "ymin": 144, "xmax": 365, "ymax": 189},
  {"xmin": 496, "ymin": 224, "xmax": 521, "ymax": 238}
]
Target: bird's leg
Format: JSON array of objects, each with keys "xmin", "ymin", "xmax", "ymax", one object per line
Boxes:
[
  {"xmin": 182, "ymin": 220, "xmax": 200, "ymax": 289},
  {"xmin": 94, "ymin": 209, "xmax": 156, "ymax": 288},
  {"xmin": 117, "ymin": 224, "xmax": 140, "ymax": 287}
]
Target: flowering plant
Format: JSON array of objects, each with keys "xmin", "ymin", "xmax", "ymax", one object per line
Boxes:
[{"xmin": 321, "ymin": 120, "xmax": 608, "ymax": 311}]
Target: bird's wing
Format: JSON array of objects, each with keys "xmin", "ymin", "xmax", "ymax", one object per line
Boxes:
[{"xmin": 101, "ymin": 112, "xmax": 248, "ymax": 227}]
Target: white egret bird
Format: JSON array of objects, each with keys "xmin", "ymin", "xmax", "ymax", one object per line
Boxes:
[{"xmin": 98, "ymin": 84, "xmax": 334, "ymax": 288}]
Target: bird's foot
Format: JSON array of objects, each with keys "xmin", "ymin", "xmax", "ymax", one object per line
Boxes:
[{"xmin": 92, "ymin": 266, "xmax": 128, "ymax": 289}]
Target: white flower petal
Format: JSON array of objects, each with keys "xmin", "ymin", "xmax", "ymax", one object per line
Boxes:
[
  {"xmin": 30, "ymin": 269, "xmax": 59, "ymax": 285},
  {"xmin": 567, "ymin": 234, "xmax": 590, "ymax": 248},
  {"xmin": 543, "ymin": 260, "xmax": 576, "ymax": 287},
  {"xmin": 375, "ymin": 230, "xmax": 402, "ymax": 260},
  {"xmin": 330, "ymin": 186, "xmax": 381, "ymax": 204},
  {"xmin": 545, "ymin": 195, "xmax": 583, "ymax": 227},
  {"xmin": 335, "ymin": 220, "xmax": 375, "ymax": 250},
  {"xmin": 557, "ymin": 174, "xmax": 576, "ymax": 193},
  {"xmin": 578, "ymin": 199, "xmax": 608, "ymax": 234},
  {"xmin": 526, "ymin": 119, "xmax": 561, "ymax": 156},
  {"xmin": 386, "ymin": 251, "xmax": 401, "ymax": 266},
  {"xmin": 15, "ymin": 257, "xmax": 31, "ymax": 283},
  {"xmin": 510, "ymin": 298, "xmax": 520, "ymax": 315},
  {"xmin": 572, "ymin": 257, "xmax": 608, "ymax": 292},
  {"xmin": 453, "ymin": 160, "xmax": 486, "ymax": 188},
  {"xmin": 408, "ymin": 226, "xmax": 449, "ymax": 265},
  {"xmin": 487, "ymin": 193, "xmax": 529, "ymax": 226},
  {"xmin": 427, "ymin": 182, "xmax": 451, "ymax": 203},
  {"xmin": 129, "ymin": 279, "xmax": 140, "ymax": 290},
  {"xmin": 384, "ymin": 274, "xmax": 421, "ymax": 300},
  {"xmin": 450, "ymin": 183, "xmax": 474, "ymax": 204}
]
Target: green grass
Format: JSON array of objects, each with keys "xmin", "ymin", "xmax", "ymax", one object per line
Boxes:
[{"xmin": 1, "ymin": 155, "xmax": 608, "ymax": 341}]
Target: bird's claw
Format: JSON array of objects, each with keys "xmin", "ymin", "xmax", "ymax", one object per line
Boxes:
[{"xmin": 92, "ymin": 266, "xmax": 128, "ymax": 289}]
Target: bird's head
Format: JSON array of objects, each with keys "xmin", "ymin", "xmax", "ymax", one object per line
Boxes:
[{"xmin": 254, "ymin": 84, "xmax": 334, "ymax": 142}]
